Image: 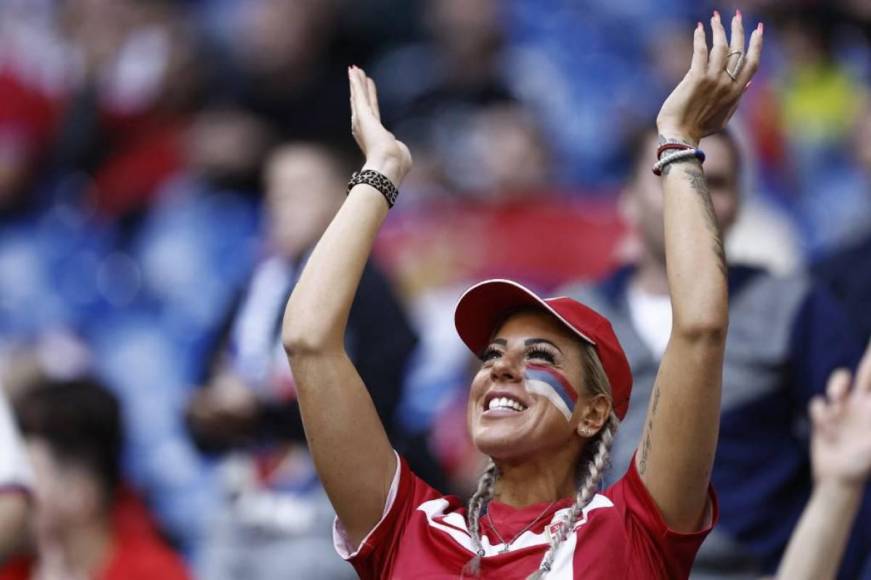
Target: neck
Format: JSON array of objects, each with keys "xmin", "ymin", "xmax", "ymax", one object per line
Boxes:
[
  {"xmin": 39, "ymin": 514, "xmax": 113, "ymax": 577},
  {"xmin": 632, "ymin": 247, "xmax": 670, "ymax": 295},
  {"xmin": 493, "ymin": 445, "xmax": 579, "ymax": 507}
]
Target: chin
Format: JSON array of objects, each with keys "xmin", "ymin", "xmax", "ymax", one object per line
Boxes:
[
  {"xmin": 471, "ymin": 421, "xmax": 536, "ymax": 461},
  {"xmin": 474, "ymin": 437, "xmax": 529, "ymax": 462}
]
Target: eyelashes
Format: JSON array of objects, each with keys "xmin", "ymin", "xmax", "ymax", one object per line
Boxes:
[
  {"xmin": 527, "ymin": 346, "xmax": 557, "ymax": 364},
  {"xmin": 480, "ymin": 345, "xmax": 557, "ymax": 365},
  {"xmin": 481, "ymin": 346, "xmax": 501, "ymax": 362}
]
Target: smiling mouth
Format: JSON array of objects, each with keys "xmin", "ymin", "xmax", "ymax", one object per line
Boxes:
[{"xmin": 485, "ymin": 396, "xmax": 528, "ymax": 414}]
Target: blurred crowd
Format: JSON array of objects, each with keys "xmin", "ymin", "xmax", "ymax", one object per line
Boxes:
[{"xmin": 0, "ymin": 0, "xmax": 870, "ymax": 579}]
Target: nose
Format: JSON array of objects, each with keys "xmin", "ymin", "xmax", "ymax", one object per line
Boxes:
[{"xmin": 490, "ymin": 350, "xmax": 524, "ymax": 383}]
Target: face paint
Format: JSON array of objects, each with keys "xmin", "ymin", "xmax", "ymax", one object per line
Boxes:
[{"xmin": 524, "ymin": 364, "xmax": 578, "ymax": 421}]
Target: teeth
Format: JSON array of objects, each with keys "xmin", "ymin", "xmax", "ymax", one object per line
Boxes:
[{"xmin": 487, "ymin": 396, "xmax": 527, "ymax": 412}]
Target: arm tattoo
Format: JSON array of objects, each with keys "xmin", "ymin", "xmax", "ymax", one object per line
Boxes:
[
  {"xmin": 639, "ymin": 431, "xmax": 651, "ymax": 474},
  {"xmin": 684, "ymin": 166, "xmax": 728, "ymax": 278},
  {"xmin": 638, "ymin": 386, "xmax": 661, "ymax": 475}
]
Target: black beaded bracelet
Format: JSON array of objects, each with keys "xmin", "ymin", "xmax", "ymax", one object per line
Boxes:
[{"xmin": 347, "ymin": 169, "xmax": 399, "ymax": 208}]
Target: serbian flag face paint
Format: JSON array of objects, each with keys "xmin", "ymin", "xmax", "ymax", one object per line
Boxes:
[{"xmin": 524, "ymin": 364, "xmax": 578, "ymax": 421}]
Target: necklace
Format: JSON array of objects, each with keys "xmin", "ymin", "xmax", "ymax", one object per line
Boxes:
[{"xmin": 486, "ymin": 500, "xmax": 558, "ymax": 554}]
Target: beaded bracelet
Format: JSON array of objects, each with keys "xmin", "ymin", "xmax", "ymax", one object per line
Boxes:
[
  {"xmin": 347, "ymin": 169, "xmax": 399, "ymax": 208},
  {"xmin": 652, "ymin": 148, "xmax": 705, "ymax": 176}
]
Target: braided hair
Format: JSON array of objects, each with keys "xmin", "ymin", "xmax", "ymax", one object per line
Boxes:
[
  {"xmin": 461, "ymin": 460, "xmax": 500, "ymax": 577},
  {"xmin": 462, "ymin": 342, "xmax": 618, "ymax": 578}
]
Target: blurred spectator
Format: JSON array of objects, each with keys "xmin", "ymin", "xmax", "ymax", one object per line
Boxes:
[
  {"xmin": 199, "ymin": 0, "xmax": 352, "ymax": 149},
  {"xmin": 0, "ymin": 0, "xmax": 65, "ymax": 218},
  {"xmin": 0, "ymin": 388, "xmax": 32, "ymax": 561},
  {"xmin": 0, "ymin": 377, "xmax": 188, "ymax": 580},
  {"xmin": 51, "ymin": 0, "xmax": 203, "ymax": 219},
  {"xmin": 560, "ymin": 129, "xmax": 870, "ymax": 578},
  {"xmin": 812, "ymin": 96, "xmax": 871, "ymax": 341},
  {"xmin": 777, "ymin": 343, "xmax": 871, "ymax": 580},
  {"xmin": 502, "ymin": 0, "xmax": 707, "ymax": 185},
  {"xmin": 184, "ymin": 106, "xmax": 276, "ymax": 194},
  {"xmin": 185, "ymin": 143, "xmax": 432, "ymax": 579},
  {"xmin": 751, "ymin": 6, "xmax": 871, "ymax": 254},
  {"xmin": 372, "ymin": 0, "xmax": 518, "ymax": 198},
  {"xmin": 813, "ymin": 228, "xmax": 871, "ymax": 342},
  {"xmin": 437, "ymin": 102, "xmax": 552, "ymax": 199},
  {"xmin": 375, "ymin": 0, "xmax": 513, "ymax": 122}
]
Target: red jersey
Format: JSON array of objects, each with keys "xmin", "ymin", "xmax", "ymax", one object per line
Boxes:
[{"xmin": 334, "ymin": 454, "xmax": 717, "ymax": 579}]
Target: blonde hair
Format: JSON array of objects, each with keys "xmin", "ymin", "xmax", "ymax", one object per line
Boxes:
[{"xmin": 462, "ymin": 342, "xmax": 618, "ymax": 578}]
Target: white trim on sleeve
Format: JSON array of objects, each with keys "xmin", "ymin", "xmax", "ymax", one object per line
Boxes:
[
  {"xmin": 0, "ymin": 389, "xmax": 32, "ymax": 489},
  {"xmin": 333, "ymin": 450, "xmax": 402, "ymax": 560}
]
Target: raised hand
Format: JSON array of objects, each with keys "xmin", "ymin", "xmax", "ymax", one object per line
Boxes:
[
  {"xmin": 348, "ymin": 66, "xmax": 412, "ymax": 186},
  {"xmin": 810, "ymin": 341, "xmax": 871, "ymax": 486},
  {"xmin": 657, "ymin": 11, "xmax": 763, "ymax": 146}
]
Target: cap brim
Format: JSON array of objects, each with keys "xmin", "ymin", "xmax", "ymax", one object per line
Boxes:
[{"xmin": 454, "ymin": 279, "xmax": 596, "ymax": 357}]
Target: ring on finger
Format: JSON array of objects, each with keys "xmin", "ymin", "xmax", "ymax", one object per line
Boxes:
[{"xmin": 725, "ymin": 50, "xmax": 744, "ymax": 81}]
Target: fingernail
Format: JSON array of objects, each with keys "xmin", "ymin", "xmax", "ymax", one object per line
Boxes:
[
  {"xmin": 736, "ymin": 9, "xmax": 742, "ymax": 19},
  {"xmin": 759, "ymin": 22, "xmax": 764, "ymax": 33},
  {"xmin": 697, "ymin": 21, "xmax": 702, "ymax": 30},
  {"xmin": 713, "ymin": 10, "xmax": 720, "ymax": 19}
]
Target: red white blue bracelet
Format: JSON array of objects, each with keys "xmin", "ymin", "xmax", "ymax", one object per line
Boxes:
[{"xmin": 652, "ymin": 147, "xmax": 705, "ymax": 176}]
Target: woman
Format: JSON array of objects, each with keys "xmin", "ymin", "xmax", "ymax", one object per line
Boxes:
[{"xmin": 283, "ymin": 12, "xmax": 763, "ymax": 579}]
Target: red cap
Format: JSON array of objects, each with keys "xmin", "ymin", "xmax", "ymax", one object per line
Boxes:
[{"xmin": 454, "ymin": 279, "xmax": 632, "ymax": 420}]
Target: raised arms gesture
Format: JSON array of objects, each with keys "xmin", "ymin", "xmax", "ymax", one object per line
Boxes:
[
  {"xmin": 635, "ymin": 11, "xmax": 763, "ymax": 532},
  {"xmin": 282, "ymin": 67, "xmax": 411, "ymax": 548}
]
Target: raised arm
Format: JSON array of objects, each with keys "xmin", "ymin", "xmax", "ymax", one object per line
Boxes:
[
  {"xmin": 635, "ymin": 12, "xmax": 763, "ymax": 531},
  {"xmin": 777, "ymin": 342, "xmax": 871, "ymax": 580},
  {"xmin": 281, "ymin": 66, "xmax": 412, "ymax": 546}
]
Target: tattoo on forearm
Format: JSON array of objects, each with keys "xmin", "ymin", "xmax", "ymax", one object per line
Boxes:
[
  {"xmin": 684, "ymin": 167, "xmax": 728, "ymax": 278},
  {"xmin": 638, "ymin": 385, "xmax": 661, "ymax": 475},
  {"xmin": 639, "ymin": 431, "xmax": 651, "ymax": 474}
]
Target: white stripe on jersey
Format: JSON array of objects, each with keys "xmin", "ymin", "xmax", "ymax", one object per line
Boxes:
[{"xmin": 416, "ymin": 494, "xmax": 614, "ymax": 557}]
